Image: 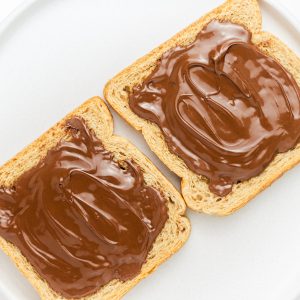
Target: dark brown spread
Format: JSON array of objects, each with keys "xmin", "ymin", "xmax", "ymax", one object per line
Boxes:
[
  {"xmin": 129, "ymin": 20, "xmax": 300, "ymax": 196},
  {"xmin": 0, "ymin": 118, "xmax": 168, "ymax": 298}
]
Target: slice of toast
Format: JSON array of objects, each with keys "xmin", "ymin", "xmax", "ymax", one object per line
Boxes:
[
  {"xmin": 0, "ymin": 97, "xmax": 190, "ymax": 300},
  {"xmin": 104, "ymin": 0, "xmax": 300, "ymax": 216}
]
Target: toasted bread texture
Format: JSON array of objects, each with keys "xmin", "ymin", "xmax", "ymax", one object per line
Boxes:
[
  {"xmin": 104, "ymin": 0, "xmax": 300, "ymax": 216},
  {"xmin": 0, "ymin": 97, "xmax": 190, "ymax": 299}
]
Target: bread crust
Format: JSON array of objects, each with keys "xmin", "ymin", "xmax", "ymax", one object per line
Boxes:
[
  {"xmin": 104, "ymin": 0, "xmax": 300, "ymax": 215},
  {"xmin": 0, "ymin": 97, "xmax": 190, "ymax": 299}
]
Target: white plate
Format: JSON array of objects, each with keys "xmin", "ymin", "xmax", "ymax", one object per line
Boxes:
[{"xmin": 0, "ymin": 0, "xmax": 300, "ymax": 299}]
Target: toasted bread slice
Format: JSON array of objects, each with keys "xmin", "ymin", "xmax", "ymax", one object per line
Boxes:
[
  {"xmin": 0, "ymin": 97, "xmax": 190, "ymax": 299},
  {"xmin": 104, "ymin": 0, "xmax": 300, "ymax": 216}
]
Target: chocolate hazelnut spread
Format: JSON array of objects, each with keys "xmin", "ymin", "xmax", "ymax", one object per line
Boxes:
[
  {"xmin": 129, "ymin": 20, "xmax": 300, "ymax": 196},
  {"xmin": 0, "ymin": 118, "xmax": 168, "ymax": 298}
]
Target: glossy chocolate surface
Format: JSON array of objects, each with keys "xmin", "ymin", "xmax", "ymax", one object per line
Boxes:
[
  {"xmin": 130, "ymin": 21, "xmax": 300, "ymax": 196},
  {"xmin": 0, "ymin": 118, "xmax": 168, "ymax": 298}
]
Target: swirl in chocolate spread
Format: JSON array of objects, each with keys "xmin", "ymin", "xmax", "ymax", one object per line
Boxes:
[
  {"xmin": 129, "ymin": 20, "xmax": 300, "ymax": 196},
  {"xmin": 0, "ymin": 118, "xmax": 168, "ymax": 298}
]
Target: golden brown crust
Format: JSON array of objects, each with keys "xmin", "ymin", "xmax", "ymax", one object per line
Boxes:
[
  {"xmin": 0, "ymin": 97, "xmax": 190, "ymax": 299},
  {"xmin": 104, "ymin": 0, "xmax": 300, "ymax": 215}
]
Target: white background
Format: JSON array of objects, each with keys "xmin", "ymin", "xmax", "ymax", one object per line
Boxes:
[
  {"xmin": 0, "ymin": 0, "xmax": 298, "ymax": 43},
  {"xmin": 0, "ymin": 0, "xmax": 299, "ymax": 23},
  {"xmin": 0, "ymin": 1, "xmax": 23, "ymax": 21},
  {"xmin": 0, "ymin": 1, "xmax": 300, "ymax": 300}
]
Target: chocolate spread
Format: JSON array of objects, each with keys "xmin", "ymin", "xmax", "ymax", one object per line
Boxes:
[
  {"xmin": 0, "ymin": 118, "xmax": 168, "ymax": 298},
  {"xmin": 129, "ymin": 20, "xmax": 300, "ymax": 196}
]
